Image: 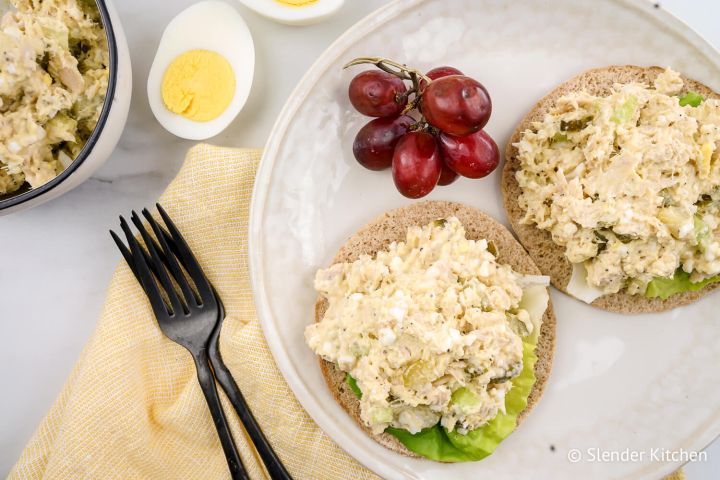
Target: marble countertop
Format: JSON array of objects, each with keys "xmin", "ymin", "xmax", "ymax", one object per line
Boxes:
[{"xmin": 1, "ymin": 0, "xmax": 719, "ymax": 477}]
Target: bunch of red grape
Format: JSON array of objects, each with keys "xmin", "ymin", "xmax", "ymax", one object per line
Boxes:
[{"xmin": 346, "ymin": 57, "xmax": 499, "ymax": 199}]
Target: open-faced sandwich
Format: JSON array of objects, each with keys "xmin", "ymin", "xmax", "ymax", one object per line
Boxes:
[
  {"xmin": 503, "ymin": 66, "xmax": 720, "ymax": 313},
  {"xmin": 305, "ymin": 201, "xmax": 555, "ymax": 462}
]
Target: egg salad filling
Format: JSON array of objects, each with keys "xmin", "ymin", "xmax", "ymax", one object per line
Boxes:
[
  {"xmin": 305, "ymin": 218, "xmax": 549, "ymax": 438},
  {"xmin": 0, "ymin": 0, "xmax": 109, "ymax": 194},
  {"xmin": 515, "ymin": 69, "xmax": 720, "ymax": 300}
]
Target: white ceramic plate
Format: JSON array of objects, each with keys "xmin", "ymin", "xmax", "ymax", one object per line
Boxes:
[{"xmin": 248, "ymin": 1, "xmax": 720, "ymax": 478}]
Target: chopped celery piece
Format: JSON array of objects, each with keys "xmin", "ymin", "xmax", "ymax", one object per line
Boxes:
[
  {"xmin": 694, "ymin": 215, "xmax": 710, "ymax": 247},
  {"xmin": 611, "ymin": 96, "xmax": 638, "ymax": 123},
  {"xmin": 679, "ymin": 91, "xmax": 704, "ymax": 107},
  {"xmin": 370, "ymin": 407, "xmax": 393, "ymax": 424},
  {"xmin": 451, "ymin": 387, "xmax": 481, "ymax": 413}
]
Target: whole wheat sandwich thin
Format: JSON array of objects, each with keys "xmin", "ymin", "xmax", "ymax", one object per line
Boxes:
[
  {"xmin": 307, "ymin": 201, "xmax": 556, "ymax": 462},
  {"xmin": 503, "ymin": 66, "xmax": 720, "ymax": 313}
]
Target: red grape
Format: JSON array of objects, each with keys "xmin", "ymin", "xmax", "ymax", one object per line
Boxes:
[
  {"xmin": 438, "ymin": 130, "xmax": 499, "ymax": 179},
  {"xmin": 352, "ymin": 115, "xmax": 414, "ymax": 170},
  {"xmin": 348, "ymin": 70, "xmax": 408, "ymax": 117},
  {"xmin": 437, "ymin": 161, "xmax": 459, "ymax": 186},
  {"xmin": 421, "ymin": 75, "xmax": 491, "ymax": 135},
  {"xmin": 392, "ymin": 132, "xmax": 442, "ymax": 198},
  {"xmin": 419, "ymin": 66, "xmax": 464, "ymax": 91}
]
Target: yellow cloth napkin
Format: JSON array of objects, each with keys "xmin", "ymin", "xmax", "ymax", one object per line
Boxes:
[
  {"xmin": 9, "ymin": 145, "xmax": 686, "ymax": 480},
  {"xmin": 10, "ymin": 145, "xmax": 376, "ymax": 480}
]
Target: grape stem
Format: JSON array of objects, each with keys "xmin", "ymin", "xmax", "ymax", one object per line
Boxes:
[
  {"xmin": 408, "ymin": 119, "xmax": 438, "ymax": 135},
  {"xmin": 343, "ymin": 57, "xmax": 432, "ymax": 84}
]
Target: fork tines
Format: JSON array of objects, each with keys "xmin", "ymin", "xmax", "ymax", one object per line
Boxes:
[{"xmin": 110, "ymin": 204, "xmax": 211, "ymax": 318}]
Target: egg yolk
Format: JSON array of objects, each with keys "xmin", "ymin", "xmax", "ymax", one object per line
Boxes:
[
  {"xmin": 161, "ymin": 50, "xmax": 235, "ymax": 122},
  {"xmin": 275, "ymin": 0, "xmax": 317, "ymax": 6}
]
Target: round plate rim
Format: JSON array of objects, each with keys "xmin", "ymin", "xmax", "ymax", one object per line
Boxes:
[{"xmin": 248, "ymin": 1, "xmax": 720, "ymax": 478}]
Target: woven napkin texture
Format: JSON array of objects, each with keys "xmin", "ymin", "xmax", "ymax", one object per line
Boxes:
[{"xmin": 8, "ymin": 145, "xmax": 685, "ymax": 480}]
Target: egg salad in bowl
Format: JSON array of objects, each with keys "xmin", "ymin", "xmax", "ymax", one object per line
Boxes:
[
  {"xmin": 306, "ymin": 203, "xmax": 555, "ymax": 462},
  {"xmin": 0, "ymin": 0, "xmax": 109, "ymax": 196},
  {"xmin": 0, "ymin": 0, "xmax": 131, "ymax": 216}
]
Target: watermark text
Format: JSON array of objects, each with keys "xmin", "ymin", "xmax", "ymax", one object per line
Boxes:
[{"xmin": 567, "ymin": 447, "xmax": 707, "ymax": 463}]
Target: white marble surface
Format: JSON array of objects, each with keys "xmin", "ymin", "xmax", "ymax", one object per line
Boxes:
[{"xmin": 0, "ymin": 0, "xmax": 718, "ymax": 478}]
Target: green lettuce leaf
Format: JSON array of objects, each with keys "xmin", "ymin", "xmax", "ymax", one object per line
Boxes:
[
  {"xmin": 679, "ymin": 91, "xmax": 704, "ymax": 107},
  {"xmin": 386, "ymin": 425, "xmax": 479, "ymax": 462},
  {"xmin": 645, "ymin": 269, "xmax": 720, "ymax": 300},
  {"xmin": 346, "ymin": 373, "xmax": 362, "ymax": 398}
]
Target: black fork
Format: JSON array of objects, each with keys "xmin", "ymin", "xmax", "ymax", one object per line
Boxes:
[
  {"xmin": 112, "ymin": 205, "xmax": 292, "ymax": 480},
  {"xmin": 111, "ymin": 208, "xmax": 248, "ymax": 480}
]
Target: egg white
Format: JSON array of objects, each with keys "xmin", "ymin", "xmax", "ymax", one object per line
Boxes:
[
  {"xmin": 147, "ymin": 1, "xmax": 255, "ymax": 140},
  {"xmin": 236, "ymin": 0, "xmax": 344, "ymax": 25}
]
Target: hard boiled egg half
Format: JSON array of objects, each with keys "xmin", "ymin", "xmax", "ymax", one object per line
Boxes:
[
  {"xmin": 147, "ymin": 1, "xmax": 255, "ymax": 140},
  {"xmin": 236, "ymin": 0, "xmax": 344, "ymax": 25}
]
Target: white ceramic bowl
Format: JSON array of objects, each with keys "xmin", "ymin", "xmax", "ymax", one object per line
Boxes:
[{"xmin": 0, "ymin": 0, "xmax": 132, "ymax": 216}]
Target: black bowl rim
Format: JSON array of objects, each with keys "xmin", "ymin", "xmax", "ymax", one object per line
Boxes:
[{"xmin": 0, "ymin": 0, "xmax": 119, "ymax": 211}]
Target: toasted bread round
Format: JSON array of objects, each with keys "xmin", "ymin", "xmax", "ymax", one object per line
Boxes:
[
  {"xmin": 314, "ymin": 201, "xmax": 556, "ymax": 459},
  {"xmin": 502, "ymin": 65, "xmax": 720, "ymax": 314}
]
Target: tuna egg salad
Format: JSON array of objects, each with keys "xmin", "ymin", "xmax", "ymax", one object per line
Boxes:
[
  {"xmin": 305, "ymin": 217, "xmax": 549, "ymax": 436},
  {"xmin": 0, "ymin": 0, "xmax": 109, "ymax": 195},
  {"xmin": 515, "ymin": 69, "xmax": 720, "ymax": 301}
]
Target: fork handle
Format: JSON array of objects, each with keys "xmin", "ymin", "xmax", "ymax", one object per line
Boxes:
[
  {"xmin": 194, "ymin": 351, "xmax": 250, "ymax": 480},
  {"xmin": 209, "ymin": 346, "xmax": 293, "ymax": 480}
]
